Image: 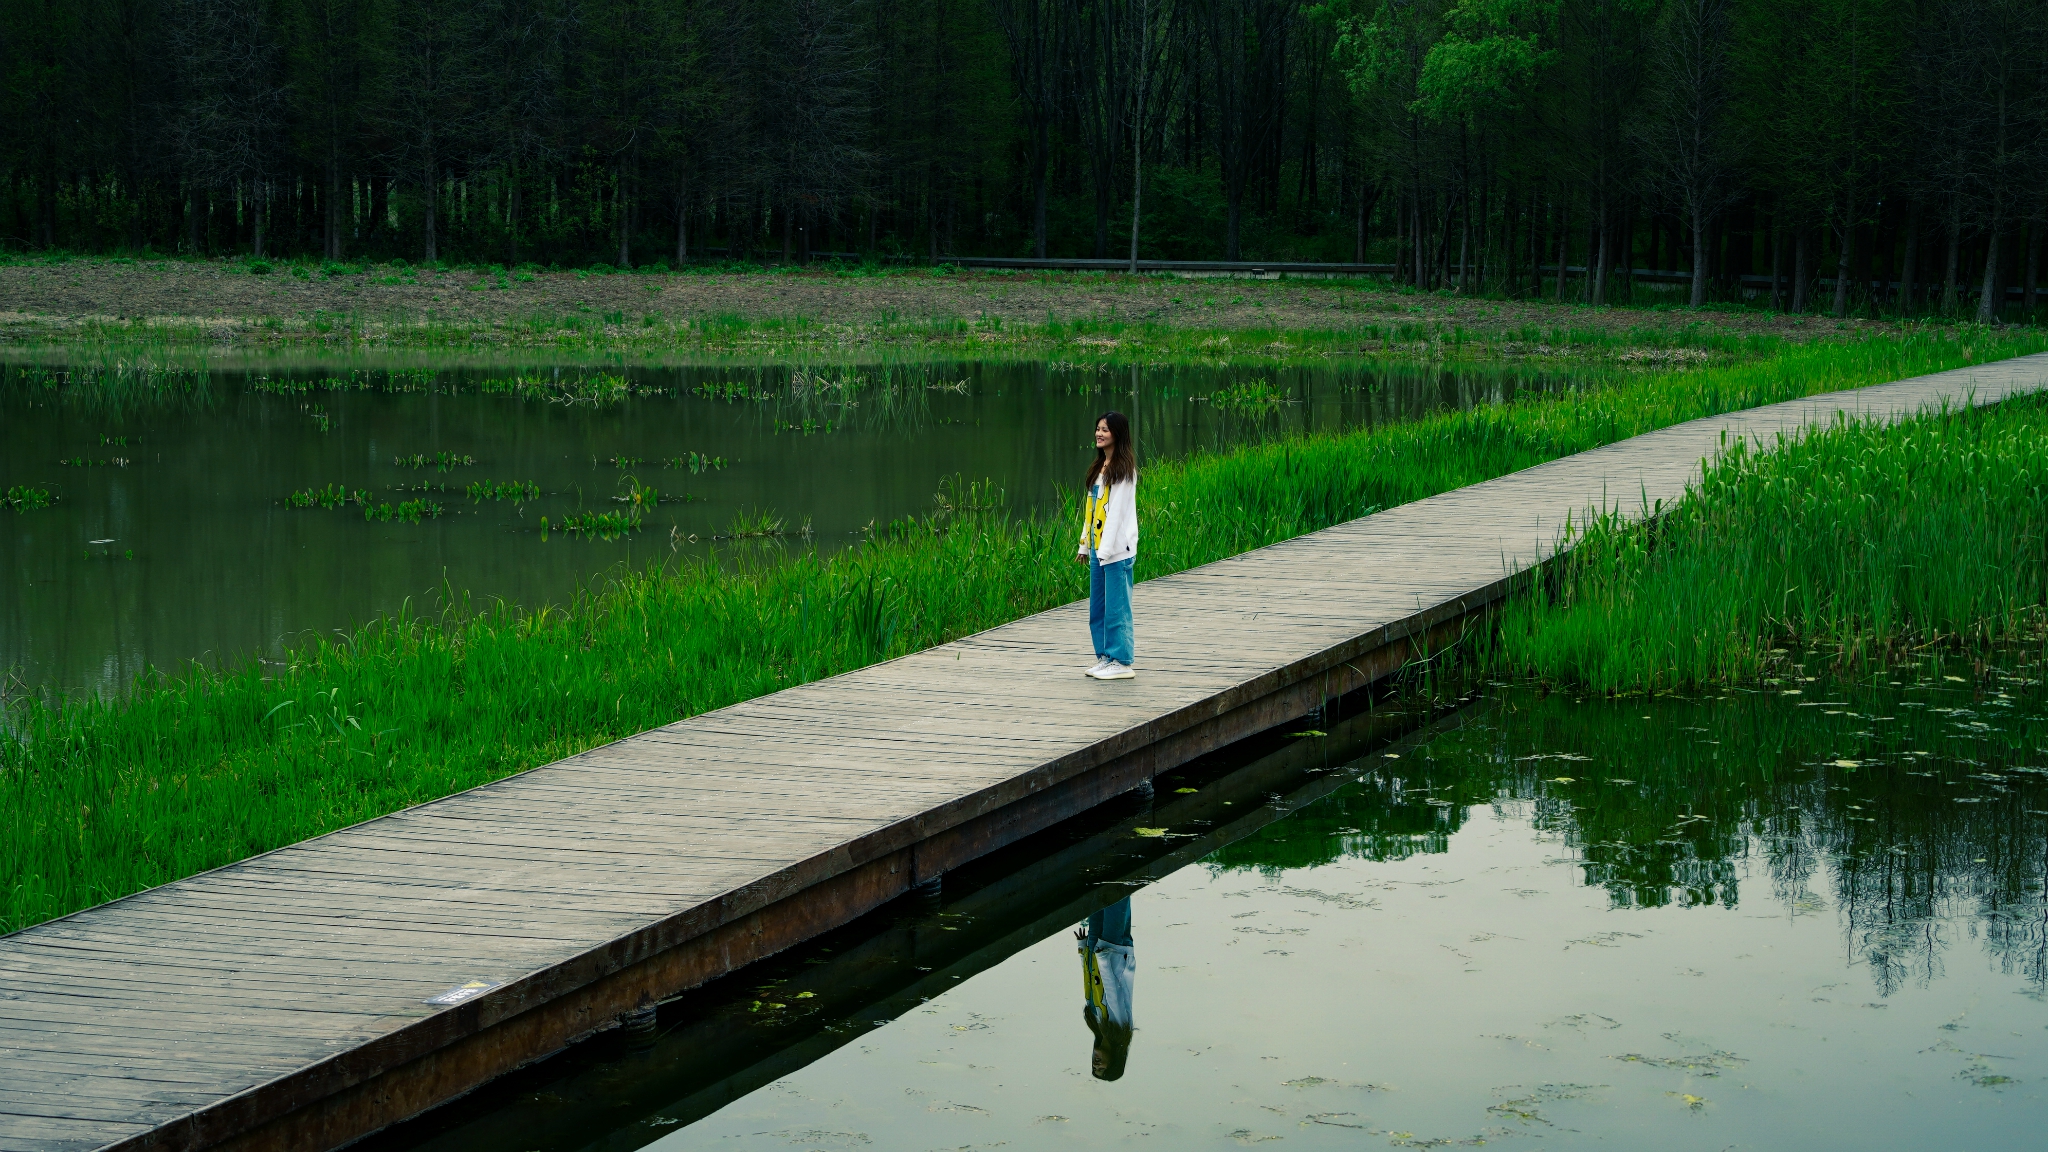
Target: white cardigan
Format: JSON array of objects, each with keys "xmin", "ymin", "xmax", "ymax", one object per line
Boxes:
[{"xmin": 1077, "ymin": 473, "xmax": 1139, "ymax": 565}]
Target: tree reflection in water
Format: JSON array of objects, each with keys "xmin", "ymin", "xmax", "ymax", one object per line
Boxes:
[{"xmin": 1210, "ymin": 653, "xmax": 2048, "ymax": 1002}]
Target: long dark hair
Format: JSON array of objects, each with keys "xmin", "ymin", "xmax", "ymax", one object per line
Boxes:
[
  {"xmin": 1085, "ymin": 410, "xmax": 1135, "ymax": 489},
  {"xmin": 1087, "ymin": 1015, "xmax": 1132, "ymax": 1081}
]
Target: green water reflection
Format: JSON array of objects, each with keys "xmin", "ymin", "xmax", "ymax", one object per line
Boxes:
[
  {"xmin": 1, "ymin": 360, "xmax": 1567, "ymax": 697},
  {"xmin": 375, "ymin": 655, "xmax": 2048, "ymax": 1152}
]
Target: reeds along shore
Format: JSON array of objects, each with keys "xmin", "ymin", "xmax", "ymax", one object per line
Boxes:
[
  {"xmin": 1491, "ymin": 390, "xmax": 2048, "ymax": 694},
  {"xmin": 2, "ymin": 329, "xmax": 2044, "ymax": 933}
]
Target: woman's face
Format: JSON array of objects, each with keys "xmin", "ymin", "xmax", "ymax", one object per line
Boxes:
[{"xmin": 1094, "ymin": 419, "xmax": 1113, "ymax": 451}]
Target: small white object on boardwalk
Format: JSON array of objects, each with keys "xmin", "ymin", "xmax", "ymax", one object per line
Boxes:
[{"xmin": 4, "ymin": 354, "xmax": 2045, "ymax": 1152}]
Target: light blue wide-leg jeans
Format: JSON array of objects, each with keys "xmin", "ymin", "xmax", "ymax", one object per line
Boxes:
[{"xmin": 1088, "ymin": 554, "xmax": 1135, "ymax": 666}]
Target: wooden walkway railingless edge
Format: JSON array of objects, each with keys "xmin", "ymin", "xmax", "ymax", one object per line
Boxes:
[{"xmin": 4, "ymin": 354, "xmax": 2046, "ymax": 1152}]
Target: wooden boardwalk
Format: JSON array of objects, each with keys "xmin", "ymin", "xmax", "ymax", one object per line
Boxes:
[{"xmin": 4, "ymin": 354, "xmax": 2045, "ymax": 1152}]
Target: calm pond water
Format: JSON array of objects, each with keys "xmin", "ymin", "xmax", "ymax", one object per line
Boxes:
[
  {"xmin": 2, "ymin": 359, "xmax": 1568, "ymax": 698},
  {"xmin": 372, "ymin": 656, "xmax": 2048, "ymax": 1152}
]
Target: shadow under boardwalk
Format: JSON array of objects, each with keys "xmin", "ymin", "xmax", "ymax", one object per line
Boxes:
[{"xmin": 3, "ymin": 354, "xmax": 2045, "ymax": 1152}]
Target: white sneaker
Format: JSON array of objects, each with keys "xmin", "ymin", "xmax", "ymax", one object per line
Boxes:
[
  {"xmin": 1090, "ymin": 662, "xmax": 1135, "ymax": 680},
  {"xmin": 1083, "ymin": 658, "xmax": 1110, "ymax": 676}
]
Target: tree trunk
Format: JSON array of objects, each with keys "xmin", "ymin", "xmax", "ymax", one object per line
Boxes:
[
  {"xmin": 1830, "ymin": 222, "xmax": 1852, "ymax": 317},
  {"xmin": 1852, "ymin": 221, "xmax": 1873, "ymax": 304},
  {"xmin": 252, "ymin": 181, "xmax": 265, "ymax": 258},
  {"xmin": 1400, "ymin": 190, "xmax": 1417, "ymax": 284},
  {"xmin": 422, "ymin": 154, "xmax": 438, "ymax": 263},
  {"xmin": 1130, "ymin": 1, "xmax": 1147, "ymax": 275},
  {"xmin": 1394, "ymin": 190, "xmax": 1409, "ymax": 284},
  {"xmin": 1591, "ymin": 196, "xmax": 1609, "ymax": 305},
  {"xmin": 674, "ymin": 170, "xmax": 688, "ymax": 266},
  {"xmin": 1093, "ymin": 180, "xmax": 1111, "ymax": 260},
  {"xmin": 1502, "ymin": 188, "xmax": 1517, "ymax": 294},
  {"xmin": 326, "ymin": 164, "xmax": 342, "ymax": 260},
  {"xmin": 1619, "ymin": 205, "xmax": 1635, "ymax": 301},
  {"xmin": 1554, "ymin": 202, "xmax": 1568, "ymax": 302},
  {"xmin": 617, "ymin": 170, "xmax": 632, "ymax": 268},
  {"xmin": 1897, "ymin": 203, "xmax": 1919, "ymax": 315},
  {"xmin": 1417, "ymin": 192, "xmax": 1433, "ymax": 286},
  {"xmin": 2025, "ymin": 222, "xmax": 2041, "ymax": 317},
  {"xmin": 1792, "ymin": 229, "xmax": 1811, "ymax": 312},
  {"xmin": 1976, "ymin": 217, "xmax": 2004, "ymax": 323},
  {"xmin": 1940, "ymin": 205, "xmax": 1961, "ymax": 314},
  {"xmin": 1690, "ymin": 208, "xmax": 1707, "ymax": 307},
  {"xmin": 1432, "ymin": 194, "xmax": 1454, "ymax": 288},
  {"xmin": 1455, "ymin": 192, "xmax": 1469, "ymax": 293},
  {"xmin": 1129, "ymin": 151, "xmax": 1143, "ymax": 273},
  {"xmin": 1353, "ymin": 180, "xmax": 1366, "ymax": 265},
  {"xmin": 1480, "ymin": 182, "xmax": 1493, "ymax": 292},
  {"xmin": 36, "ymin": 162, "xmax": 56, "ymax": 249},
  {"xmin": 508, "ymin": 172, "xmax": 522, "ymax": 265},
  {"xmin": 1030, "ymin": 123, "xmax": 1049, "ymax": 259},
  {"xmin": 1225, "ymin": 176, "xmax": 1244, "ymax": 262},
  {"xmin": 1768, "ymin": 216, "xmax": 1784, "ymax": 310}
]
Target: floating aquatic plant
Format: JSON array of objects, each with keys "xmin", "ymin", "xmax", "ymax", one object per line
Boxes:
[
  {"xmin": 283, "ymin": 484, "xmax": 369, "ymax": 510},
  {"xmin": 691, "ymin": 378, "xmax": 770, "ymax": 402},
  {"xmin": 773, "ymin": 416, "xmax": 837, "ymax": 435},
  {"xmin": 719, "ymin": 508, "xmax": 786, "ymax": 538},
  {"xmin": 669, "ymin": 451, "xmax": 728, "ymax": 473},
  {"xmin": 555, "ymin": 509, "xmax": 641, "ymax": 536},
  {"xmin": 3, "ymin": 484, "xmax": 55, "ymax": 511},
  {"xmin": 394, "ymin": 452, "xmax": 476, "ymax": 471},
  {"xmin": 609, "ymin": 474, "xmax": 700, "ymax": 507},
  {"xmin": 254, "ymin": 370, "xmax": 436, "ymax": 395},
  {"xmin": 1204, "ymin": 377, "xmax": 1289, "ymax": 413},
  {"xmin": 613, "ymin": 475, "xmax": 661, "ymax": 512},
  {"xmin": 466, "ymin": 479, "xmax": 542, "ymax": 502},
  {"xmin": 605, "ymin": 452, "xmax": 728, "ymax": 472},
  {"xmin": 479, "ymin": 371, "xmax": 636, "ymax": 406},
  {"xmin": 363, "ymin": 498, "xmax": 444, "ymax": 523},
  {"xmin": 790, "ymin": 368, "xmax": 869, "ymax": 395}
]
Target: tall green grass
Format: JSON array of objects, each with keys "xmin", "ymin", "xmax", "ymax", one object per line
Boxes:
[
  {"xmin": 4, "ymin": 328, "xmax": 2044, "ymax": 932},
  {"xmin": 1490, "ymin": 391, "xmax": 2048, "ymax": 693}
]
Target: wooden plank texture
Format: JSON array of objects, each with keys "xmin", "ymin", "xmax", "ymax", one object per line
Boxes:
[{"xmin": 3, "ymin": 355, "xmax": 2044, "ymax": 1152}]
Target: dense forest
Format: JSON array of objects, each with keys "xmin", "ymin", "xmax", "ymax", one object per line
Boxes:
[{"xmin": 2, "ymin": 0, "xmax": 2044, "ymax": 316}]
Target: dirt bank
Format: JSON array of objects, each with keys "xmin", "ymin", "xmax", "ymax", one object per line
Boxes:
[{"xmin": 0, "ymin": 259, "xmax": 1897, "ymax": 353}]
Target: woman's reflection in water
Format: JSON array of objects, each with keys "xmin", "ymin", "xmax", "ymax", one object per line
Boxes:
[{"xmin": 1076, "ymin": 897, "xmax": 1134, "ymax": 1080}]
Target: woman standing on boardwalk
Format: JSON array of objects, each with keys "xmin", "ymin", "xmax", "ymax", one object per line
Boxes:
[{"xmin": 1078, "ymin": 412, "xmax": 1138, "ymax": 680}]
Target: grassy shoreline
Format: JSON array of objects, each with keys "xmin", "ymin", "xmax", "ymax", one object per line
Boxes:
[
  {"xmin": 4, "ymin": 329, "xmax": 2044, "ymax": 933},
  {"xmin": 0, "ymin": 317, "xmax": 1777, "ymax": 374},
  {"xmin": 0, "ymin": 257, "xmax": 1934, "ymax": 362},
  {"xmin": 1491, "ymin": 391, "xmax": 2048, "ymax": 692}
]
